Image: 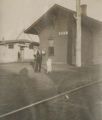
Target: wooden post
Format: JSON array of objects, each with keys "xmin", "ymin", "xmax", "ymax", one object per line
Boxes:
[{"xmin": 76, "ymin": 0, "xmax": 81, "ymax": 67}]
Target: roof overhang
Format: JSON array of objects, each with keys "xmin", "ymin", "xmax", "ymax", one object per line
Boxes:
[
  {"xmin": 24, "ymin": 4, "xmax": 74, "ymax": 35},
  {"xmin": 0, "ymin": 39, "xmax": 39, "ymax": 46}
]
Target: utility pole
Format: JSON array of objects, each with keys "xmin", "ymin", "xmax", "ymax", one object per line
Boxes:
[{"xmin": 76, "ymin": 0, "xmax": 81, "ymax": 67}]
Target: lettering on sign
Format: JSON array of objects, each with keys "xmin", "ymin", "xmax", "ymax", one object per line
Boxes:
[{"xmin": 59, "ymin": 31, "xmax": 68, "ymax": 36}]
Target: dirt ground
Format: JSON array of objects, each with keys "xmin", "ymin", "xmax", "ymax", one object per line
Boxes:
[{"xmin": 0, "ymin": 63, "xmax": 102, "ymax": 120}]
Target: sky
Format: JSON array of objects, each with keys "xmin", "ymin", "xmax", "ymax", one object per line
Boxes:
[{"xmin": 0, "ymin": 0, "xmax": 102, "ymax": 40}]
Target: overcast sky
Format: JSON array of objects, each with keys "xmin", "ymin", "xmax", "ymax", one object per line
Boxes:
[{"xmin": 0, "ymin": 0, "xmax": 102, "ymax": 40}]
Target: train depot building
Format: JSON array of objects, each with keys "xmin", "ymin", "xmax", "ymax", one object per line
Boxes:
[{"xmin": 25, "ymin": 4, "xmax": 102, "ymax": 66}]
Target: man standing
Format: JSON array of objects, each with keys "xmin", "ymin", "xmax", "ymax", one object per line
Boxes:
[
  {"xmin": 34, "ymin": 48, "xmax": 42, "ymax": 72},
  {"xmin": 18, "ymin": 51, "xmax": 21, "ymax": 61}
]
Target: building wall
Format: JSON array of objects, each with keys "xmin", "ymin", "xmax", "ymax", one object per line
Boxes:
[
  {"xmin": 81, "ymin": 25, "xmax": 102, "ymax": 66},
  {"xmin": 39, "ymin": 12, "xmax": 75, "ymax": 65},
  {"xmin": 81, "ymin": 26, "xmax": 94, "ymax": 66},
  {"xmin": 53, "ymin": 12, "xmax": 68, "ymax": 64},
  {"xmin": 0, "ymin": 44, "xmax": 19, "ymax": 63},
  {"xmin": 92, "ymin": 29, "xmax": 102, "ymax": 64},
  {"xmin": 0, "ymin": 43, "xmax": 35, "ymax": 63},
  {"xmin": 39, "ymin": 26, "xmax": 68, "ymax": 64}
]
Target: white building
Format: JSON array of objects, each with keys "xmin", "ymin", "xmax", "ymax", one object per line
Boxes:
[{"xmin": 0, "ymin": 39, "xmax": 39, "ymax": 63}]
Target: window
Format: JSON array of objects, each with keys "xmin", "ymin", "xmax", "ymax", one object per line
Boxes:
[
  {"xmin": 48, "ymin": 39, "xmax": 54, "ymax": 47},
  {"xmin": 8, "ymin": 44, "xmax": 14, "ymax": 49}
]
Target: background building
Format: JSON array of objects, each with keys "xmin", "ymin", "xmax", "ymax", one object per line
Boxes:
[{"xmin": 0, "ymin": 39, "xmax": 39, "ymax": 63}]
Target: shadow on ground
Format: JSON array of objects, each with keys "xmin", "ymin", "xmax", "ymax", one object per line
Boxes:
[{"xmin": 0, "ymin": 67, "xmax": 57, "ymax": 120}]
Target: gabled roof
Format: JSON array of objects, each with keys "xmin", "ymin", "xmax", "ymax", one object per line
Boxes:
[{"xmin": 24, "ymin": 4, "xmax": 102, "ymax": 35}]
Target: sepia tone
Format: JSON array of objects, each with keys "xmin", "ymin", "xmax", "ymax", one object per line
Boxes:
[{"xmin": 0, "ymin": 0, "xmax": 102, "ymax": 120}]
